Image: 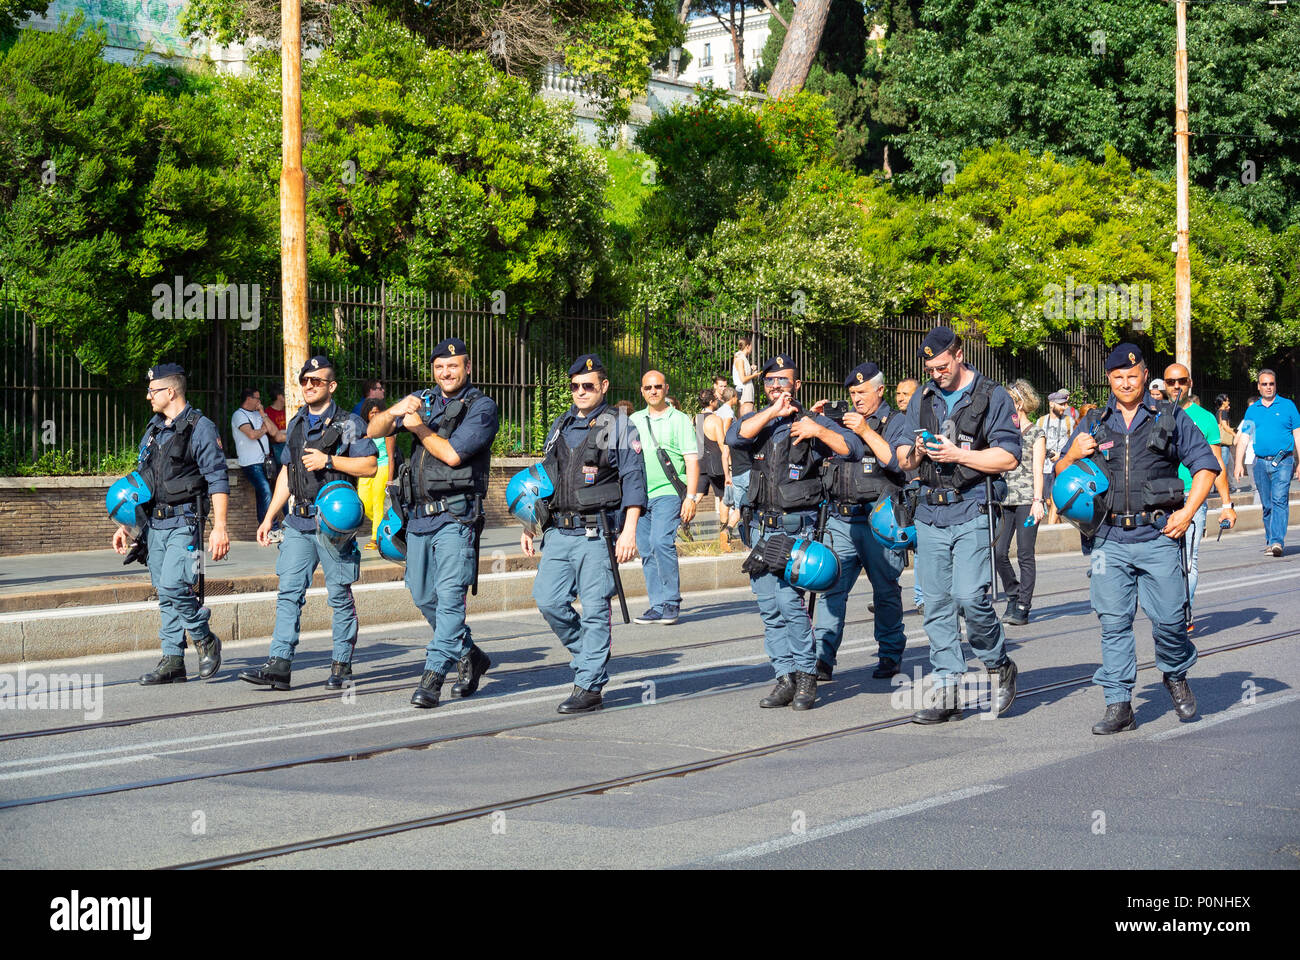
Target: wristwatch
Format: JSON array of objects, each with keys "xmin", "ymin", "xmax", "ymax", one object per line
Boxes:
[
  {"xmin": 692, "ymin": 493, "xmax": 703, "ymax": 503},
  {"xmin": 325, "ymin": 454, "xmax": 335, "ymax": 471}
]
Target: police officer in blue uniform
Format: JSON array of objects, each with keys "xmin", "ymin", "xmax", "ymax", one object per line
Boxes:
[
  {"xmin": 368, "ymin": 337, "xmax": 500, "ymax": 708},
  {"xmin": 1056, "ymin": 344, "xmax": 1220, "ymax": 734},
  {"xmin": 812, "ymin": 361, "xmax": 911, "ymax": 681},
  {"xmin": 113, "ymin": 364, "xmax": 231, "ymax": 685},
  {"xmin": 521, "ymin": 354, "xmax": 646, "ymax": 714},
  {"xmin": 239, "ymin": 356, "xmax": 377, "ymax": 690},
  {"xmin": 727, "ymin": 355, "xmax": 863, "ymax": 711},
  {"xmin": 895, "ymin": 328, "xmax": 1021, "ymax": 722}
]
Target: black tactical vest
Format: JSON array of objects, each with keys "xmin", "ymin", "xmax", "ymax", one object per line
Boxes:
[
  {"xmin": 138, "ymin": 407, "xmax": 207, "ymax": 506},
  {"xmin": 825, "ymin": 408, "xmax": 900, "ymax": 505},
  {"xmin": 1087, "ymin": 402, "xmax": 1185, "ymax": 519},
  {"xmin": 287, "ymin": 405, "xmax": 351, "ymax": 502},
  {"xmin": 544, "ymin": 411, "xmax": 623, "ymax": 515},
  {"xmin": 918, "ymin": 376, "xmax": 998, "ymax": 492},
  {"xmin": 749, "ymin": 419, "xmax": 825, "ymax": 512},
  {"xmin": 410, "ymin": 389, "xmax": 489, "ymax": 501}
]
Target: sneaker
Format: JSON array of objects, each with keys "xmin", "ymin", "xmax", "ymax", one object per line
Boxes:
[
  {"xmin": 364, "ymin": 540, "xmax": 378, "ymax": 551},
  {"xmin": 1270, "ymin": 543, "xmax": 1283, "ymax": 557},
  {"xmin": 658, "ymin": 604, "xmax": 680, "ymax": 625},
  {"xmin": 634, "ymin": 607, "xmax": 663, "ymax": 625}
]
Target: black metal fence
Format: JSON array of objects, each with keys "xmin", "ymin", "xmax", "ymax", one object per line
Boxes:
[{"xmin": 3, "ymin": 288, "xmax": 1131, "ymax": 472}]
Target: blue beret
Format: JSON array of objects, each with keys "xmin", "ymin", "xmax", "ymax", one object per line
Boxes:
[
  {"xmin": 1105, "ymin": 343, "xmax": 1144, "ymax": 372},
  {"xmin": 569, "ymin": 354, "xmax": 605, "ymax": 376},
  {"xmin": 762, "ymin": 354, "xmax": 799, "ymax": 378},
  {"xmin": 918, "ymin": 326, "xmax": 958, "ymax": 360},
  {"xmin": 299, "ymin": 355, "xmax": 336, "ymax": 379},
  {"xmin": 844, "ymin": 362, "xmax": 881, "ymax": 388},
  {"xmin": 146, "ymin": 363, "xmax": 184, "ymax": 381},
  {"xmin": 431, "ymin": 338, "xmax": 468, "ymax": 360}
]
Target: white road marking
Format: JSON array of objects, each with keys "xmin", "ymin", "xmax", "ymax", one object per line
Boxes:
[
  {"xmin": 710, "ymin": 784, "xmax": 1006, "ymax": 863},
  {"xmin": 1146, "ymin": 691, "xmax": 1300, "ymax": 742}
]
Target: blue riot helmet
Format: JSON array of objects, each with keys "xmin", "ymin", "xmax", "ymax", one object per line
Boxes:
[
  {"xmin": 869, "ymin": 496, "xmax": 916, "ymax": 551},
  {"xmin": 506, "ymin": 463, "xmax": 554, "ymax": 534},
  {"xmin": 316, "ymin": 480, "xmax": 366, "ymax": 541},
  {"xmin": 784, "ymin": 538, "xmax": 840, "ymax": 592},
  {"xmin": 1052, "ymin": 458, "xmax": 1110, "ymax": 535},
  {"xmin": 106, "ymin": 471, "xmax": 153, "ymax": 527},
  {"xmin": 377, "ymin": 507, "xmax": 406, "ymax": 563}
]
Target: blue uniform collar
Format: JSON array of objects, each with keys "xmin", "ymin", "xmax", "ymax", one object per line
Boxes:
[
  {"xmin": 567, "ymin": 400, "xmax": 609, "ymax": 425},
  {"xmin": 151, "ymin": 403, "xmax": 194, "ymax": 430},
  {"xmin": 1104, "ymin": 395, "xmax": 1161, "ymax": 427},
  {"xmin": 435, "ymin": 382, "xmax": 475, "ymax": 404},
  {"xmin": 292, "ymin": 399, "xmax": 339, "ymax": 430},
  {"xmin": 923, "ymin": 366, "xmax": 982, "ymax": 406}
]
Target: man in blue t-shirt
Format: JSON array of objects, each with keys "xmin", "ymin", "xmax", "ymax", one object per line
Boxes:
[{"xmin": 1233, "ymin": 369, "xmax": 1300, "ymax": 556}]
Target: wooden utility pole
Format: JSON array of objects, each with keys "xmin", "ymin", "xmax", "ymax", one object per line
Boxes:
[
  {"xmin": 1174, "ymin": 0, "xmax": 1191, "ymax": 368},
  {"xmin": 281, "ymin": 0, "xmax": 309, "ymax": 417}
]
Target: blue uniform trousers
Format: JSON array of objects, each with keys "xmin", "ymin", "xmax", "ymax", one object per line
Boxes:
[
  {"xmin": 749, "ymin": 517, "xmax": 817, "ymax": 678},
  {"xmin": 270, "ymin": 525, "xmax": 361, "ymax": 663},
  {"xmin": 1090, "ymin": 535, "xmax": 1198, "ymax": 704},
  {"xmin": 815, "ymin": 513, "xmax": 906, "ymax": 666},
  {"xmin": 1254, "ymin": 452, "xmax": 1294, "ymax": 548},
  {"xmin": 146, "ymin": 523, "xmax": 212, "ymax": 656},
  {"xmin": 635, "ymin": 494, "xmax": 682, "ymax": 611},
  {"xmin": 406, "ymin": 521, "xmax": 477, "ymax": 674},
  {"xmin": 1183, "ymin": 502, "xmax": 1207, "ymax": 602},
  {"xmin": 915, "ymin": 515, "xmax": 1009, "ymax": 685},
  {"xmin": 534, "ymin": 532, "xmax": 616, "ymax": 691}
]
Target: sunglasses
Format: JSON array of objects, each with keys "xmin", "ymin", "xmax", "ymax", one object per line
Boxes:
[
  {"xmin": 764, "ymin": 376, "xmax": 792, "ymax": 387},
  {"xmin": 299, "ymin": 376, "xmax": 331, "ymax": 387},
  {"xmin": 642, "ymin": 384, "xmax": 666, "ymax": 391},
  {"xmin": 145, "ymin": 385, "xmax": 171, "ymax": 397},
  {"xmin": 1165, "ymin": 377, "xmax": 1190, "ymax": 386},
  {"xmin": 570, "ymin": 381, "xmax": 601, "ymax": 394}
]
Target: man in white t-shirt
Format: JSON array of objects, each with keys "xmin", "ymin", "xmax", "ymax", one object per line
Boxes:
[{"xmin": 232, "ymin": 388, "xmax": 285, "ymax": 541}]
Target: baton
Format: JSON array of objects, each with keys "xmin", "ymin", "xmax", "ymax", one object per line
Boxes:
[
  {"xmin": 599, "ymin": 510, "xmax": 630, "ymax": 624},
  {"xmin": 470, "ymin": 496, "xmax": 485, "ymax": 596},
  {"xmin": 193, "ymin": 492, "xmax": 207, "ymax": 606},
  {"xmin": 806, "ymin": 499, "xmax": 831, "ymax": 620}
]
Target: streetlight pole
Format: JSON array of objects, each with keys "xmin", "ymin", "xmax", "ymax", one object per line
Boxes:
[
  {"xmin": 281, "ymin": 0, "xmax": 309, "ymax": 417},
  {"xmin": 1174, "ymin": 0, "xmax": 1192, "ymax": 368}
]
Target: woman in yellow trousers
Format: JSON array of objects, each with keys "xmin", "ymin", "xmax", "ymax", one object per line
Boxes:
[{"xmin": 360, "ymin": 400, "xmax": 395, "ymax": 549}]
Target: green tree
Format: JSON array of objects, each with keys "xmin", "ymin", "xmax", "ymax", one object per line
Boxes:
[
  {"xmin": 220, "ymin": 9, "xmax": 612, "ymax": 319},
  {"xmin": 878, "ymin": 0, "xmax": 1300, "ymax": 230},
  {"xmin": 0, "ymin": 0, "xmax": 46, "ymax": 45},
  {"xmin": 0, "ymin": 18, "xmax": 273, "ymax": 376}
]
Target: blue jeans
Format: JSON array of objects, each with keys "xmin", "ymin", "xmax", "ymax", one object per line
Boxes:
[
  {"xmin": 406, "ymin": 521, "xmax": 477, "ymax": 674},
  {"xmin": 270, "ymin": 525, "xmax": 362, "ymax": 663},
  {"xmin": 1090, "ymin": 536, "xmax": 1197, "ymax": 703},
  {"xmin": 1254, "ymin": 452, "xmax": 1294, "ymax": 548},
  {"xmin": 815, "ymin": 514, "xmax": 906, "ymax": 666},
  {"xmin": 732, "ymin": 470, "xmax": 751, "ymax": 508},
  {"xmin": 1182, "ymin": 502, "xmax": 1207, "ymax": 602},
  {"xmin": 534, "ymin": 532, "xmax": 616, "ymax": 691},
  {"xmin": 636, "ymin": 494, "xmax": 682, "ymax": 611},
  {"xmin": 915, "ymin": 515, "xmax": 1009, "ymax": 685},
  {"xmin": 748, "ymin": 516, "xmax": 817, "ymax": 678},
  {"xmin": 241, "ymin": 464, "xmax": 275, "ymax": 527},
  {"xmin": 146, "ymin": 523, "xmax": 212, "ymax": 656}
]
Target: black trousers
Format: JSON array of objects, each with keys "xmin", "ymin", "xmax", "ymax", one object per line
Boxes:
[{"xmin": 994, "ymin": 503, "xmax": 1039, "ymax": 606}]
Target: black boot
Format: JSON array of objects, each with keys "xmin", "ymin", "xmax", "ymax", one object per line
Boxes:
[
  {"xmin": 451, "ymin": 645, "xmax": 491, "ymax": 698},
  {"xmin": 912, "ymin": 684, "xmax": 962, "ymax": 724},
  {"xmin": 557, "ymin": 685, "xmax": 603, "ymax": 714},
  {"xmin": 238, "ymin": 657, "xmax": 292, "ymax": 690},
  {"xmin": 325, "ymin": 661, "xmax": 352, "ymax": 690},
  {"xmin": 791, "ymin": 671, "xmax": 818, "ymax": 711},
  {"xmin": 815, "ymin": 659, "xmax": 834, "ymax": 682},
  {"xmin": 194, "ymin": 633, "xmax": 222, "ymax": 680},
  {"xmin": 1091, "ymin": 701, "xmax": 1137, "ymax": 735},
  {"xmin": 1162, "ymin": 673, "xmax": 1198, "ymax": 720},
  {"xmin": 872, "ymin": 657, "xmax": 901, "ymax": 679},
  {"xmin": 991, "ymin": 658, "xmax": 1018, "ymax": 716},
  {"xmin": 140, "ymin": 655, "xmax": 186, "ymax": 686},
  {"xmin": 410, "ymin": 670, "xmax": 445, "ymax": 708},
  {"xmin": 1001, "ymin": 599, "xmax": 1017, "ymax": 621},
  {"xmin": 759, "ymin": 674, "xmax": 795, "ymax": 708},
  {"xmin": 1002, "ymin": 602, "xmax": 1030, "ymax": 626}
]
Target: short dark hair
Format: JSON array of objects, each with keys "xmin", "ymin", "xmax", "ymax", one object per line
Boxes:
[
  {"xmin": 698, "ymin": 388, "xmax": 716, "ymax": 410},
  {"xmin": 1214, "ymin": 393, "xmax": 1230, "ymax": 408},
  {"xmin": 360, "ymin": 398, "xmax": 384, "ymax": 419},
  {"xmin": 363, "ymin": 378, "xmax": 383, "ymax": 394},
  {"xmin": 240, "ymin": 388, "xmax": 260, "ymax": 402},
  {"xmin": 268, "ymin": 385, "xmax": 284, "ymax": 401}
]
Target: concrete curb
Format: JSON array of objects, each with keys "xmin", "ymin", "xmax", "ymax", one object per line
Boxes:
[{"xmin": 2, "ymin": 501, "xmax": 1294, "ymax": 665}]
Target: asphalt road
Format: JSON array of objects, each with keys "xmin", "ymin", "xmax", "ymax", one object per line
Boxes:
[{"xmin": 1, "ymin": 528, "xmax": 1296, "ymax": 870}]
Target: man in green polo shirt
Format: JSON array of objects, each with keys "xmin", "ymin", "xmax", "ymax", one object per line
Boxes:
[
  {"xmin": 1164, "ymin": 364, "xmax": 1236, "ymax": 629},
  {"xmin": 629, "ymin": 370, "xmax": 700, "ymax": 624}
]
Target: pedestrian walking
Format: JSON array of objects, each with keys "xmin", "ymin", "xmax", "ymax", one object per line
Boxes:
[
  {"xmin": 1233, "ymin": 369, "xmax": 1299, "ymax": 557},
  {"xmin": 995, "ymin": 381, "xmax": 1047, "ymax": 625}
]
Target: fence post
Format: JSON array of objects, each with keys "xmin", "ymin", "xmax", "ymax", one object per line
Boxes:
[
  {"xmin": 379, "ymin": 278, "xmax": 388, "ymax": 383},
  {"xmin": 29, "ymin": 319, "xmax": 38, "ymax": 464},
  {"xmin": 640, "ymin": 304, "xmax": 649, "ymax": 376}
]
